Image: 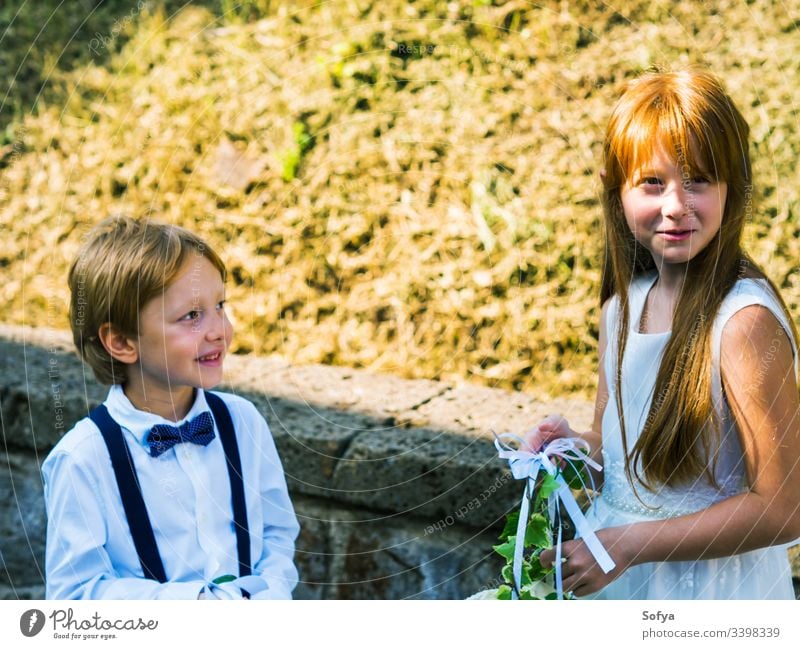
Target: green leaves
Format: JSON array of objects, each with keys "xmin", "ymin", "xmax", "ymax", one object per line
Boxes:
[
  {"xmin": 496, "ymin": 584, "xmax": 513, "ymax": 600},
  {"xmin": 498, "ymin": 511, "xmax": 519, "ymax": 541},
  {"xmin": 525, "ymin": 513, "xmax": 552, "ymax": 549},
  {"xmin": 280, "ymin": 121, "xmax": 316, "ymax": 181},
  {"xmin": 492, "ymin": 537, "xmax": 517, "ymax": 561},
  {"xmin": 561, "ymin": 460, "xmax": 590, "ymax": 491},
  {"xmin": 491, "ymin": 468, "xmax": 578, "ymax": 600},
  {"xmin": 493, "ymin": 512, "xmax": 550, "ymax": 563},
  {"xmin": 537, "ymin": 473, "xmax": 560, "ymax": 501}
]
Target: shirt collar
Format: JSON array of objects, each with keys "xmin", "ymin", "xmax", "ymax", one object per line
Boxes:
[{"xmin": 105, "ymin": 385, "xmax": 211, "ymax": 448}]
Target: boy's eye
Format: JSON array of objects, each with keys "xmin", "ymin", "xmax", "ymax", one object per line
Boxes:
[
  {"xmin": 216, "ymin": 300, "xmax": 226, "ymax": 310},
  {"xmin": 181, "ymin": 310, "xmax": 201, "ymax": 321}
]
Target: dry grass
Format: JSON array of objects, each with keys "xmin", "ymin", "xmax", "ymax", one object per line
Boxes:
[{"xmin": 2, "ymin": 0, "xmax": 800, "ymax": 399}]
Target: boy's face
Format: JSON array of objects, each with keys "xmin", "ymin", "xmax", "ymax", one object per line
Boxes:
[{"xmin": 127, "ymin": 254, "xmax": 233, "ymax": 404}]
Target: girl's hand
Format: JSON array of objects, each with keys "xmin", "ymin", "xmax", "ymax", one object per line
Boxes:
[
  {"xmin": 540, "ymin": 525, "xmax": 635, "ymax": 597},
  {"xmin": 523, "ymin": 414, "xmax": 576, "ymax": 452}
]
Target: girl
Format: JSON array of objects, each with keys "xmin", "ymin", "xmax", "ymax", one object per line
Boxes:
[{"xmin": 527, "ymin": 68, "xmax": 800, "ymax": 599}]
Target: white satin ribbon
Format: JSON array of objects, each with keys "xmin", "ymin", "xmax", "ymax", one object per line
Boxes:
[{"xmin": 494, "ymin": 433, "xmax": 615, "ymax": 599}]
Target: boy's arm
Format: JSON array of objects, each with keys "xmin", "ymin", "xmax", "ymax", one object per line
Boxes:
[
  {"xmin": 43, "ymin": 450, "xmax": 205, "ymax": 600},
  {"xmin": 247, "ymin": 409, "xmax": 300, "ymax": 600}
]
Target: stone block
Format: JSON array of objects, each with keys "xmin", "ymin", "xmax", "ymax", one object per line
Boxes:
[
  {"xmin": 324, "ymin": 504, "xmax": 501, "ymax": 599},
  {"xmin": 224, "ymin": 354, "xmax": 449, "ymax": 425},
  {"xmin": 412, "ymin": 382, "xmax": 595, "ymax": 438},
  {"xmin": 247, "ymin": 394, "xmax": 371, "ymax": 499},
  {"xmin": 293, "ymin": 495, "xmax": 502, "ymax": 599},
  {"xmin": 291, "ymin": 496, "xmax": 332, "ymax": 600},
  {"xmin": 0, "ymin": 452, "xmax": 46, "ymax": 588},
  {"xmin": 0, "ymin": 584, "xmax": 45, "ymax": 600},
  {"xmin": 0, "ymin": 332, "xmax": 106, "ymax": 453},
  {"xmin": 332, "ymin": 427, "xmax": 519, "ymax": 529}
]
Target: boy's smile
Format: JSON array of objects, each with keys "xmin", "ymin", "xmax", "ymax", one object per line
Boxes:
[{"xmin": 124, "ymin": 254, "xmax": 233, "ymax": 420}]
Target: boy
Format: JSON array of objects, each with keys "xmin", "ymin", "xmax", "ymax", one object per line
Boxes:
[{"xmin": 42, "ymin": 216, "xmax": 299, "ymax": 599}]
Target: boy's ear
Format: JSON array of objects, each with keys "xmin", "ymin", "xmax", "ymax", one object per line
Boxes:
[
  {"xmin": 599, "ymin": 168, "xmax": 607, "ymax": 183},
  {"xmin": 97, "ymin": 323, "xmax": 139, "ymax": 364}
]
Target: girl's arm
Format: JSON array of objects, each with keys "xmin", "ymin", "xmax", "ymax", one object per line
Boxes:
[{"xmin": 543, "ymin": 305, "xmax": 800, "ymax": 596}]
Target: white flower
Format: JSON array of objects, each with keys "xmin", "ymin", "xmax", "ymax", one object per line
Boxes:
[
  {"xmin": 522, "ymin": 579, "xmax": 556, "ymax": 599},
  {"xmin": 467, "ymin": 579, "xmax": 557, "ymax": 600}
]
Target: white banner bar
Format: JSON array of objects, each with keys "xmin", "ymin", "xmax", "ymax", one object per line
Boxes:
[{"xmin": 1, "ymin": 600, "xmax": 798, "ymax": 648}]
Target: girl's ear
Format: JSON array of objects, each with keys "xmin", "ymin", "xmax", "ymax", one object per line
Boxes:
[
  {"xmin": 97, "ymin": 323, "xmax": 139, "ymax": 364},
  {"xmin": 599, "ymin": 168, "xmax": 607, "ymax": 183}
]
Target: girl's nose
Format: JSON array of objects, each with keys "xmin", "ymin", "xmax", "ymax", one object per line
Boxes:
[{"xmin": 660, "ymin": 183, "xmax": 689, "ymax": 219}]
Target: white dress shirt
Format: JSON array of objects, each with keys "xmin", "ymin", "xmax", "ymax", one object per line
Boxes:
[{"xmin": 42, "ymin": 386, "xmax": 299, "ymax": 600}]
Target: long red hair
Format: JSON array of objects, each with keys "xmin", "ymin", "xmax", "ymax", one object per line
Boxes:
[{"xmin": 600, "ymin": 68, "xmax": 797, "ymax": 490}]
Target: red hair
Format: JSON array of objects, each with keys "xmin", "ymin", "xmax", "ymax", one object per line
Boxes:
[{"xmin": 599, "ymin": 68, "xmax": 795, "ymax": 490}]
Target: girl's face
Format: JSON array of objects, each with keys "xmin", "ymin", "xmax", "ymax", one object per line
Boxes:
[{"xmin": 620, "ymin": 146, "xmax": 727, "ymax": 268}]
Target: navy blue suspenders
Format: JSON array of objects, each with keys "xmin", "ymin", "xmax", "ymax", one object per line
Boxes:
[
  {"xmin": 89, "ymin": 391, "xmax": 252, "ymax": 582},
  {"xmin": 89, "ymin": 404, "xmax": 168, "ymax": 582},
  {"xmin": 205, "ymin": 392, "xmax": 252, "ymax": 579}
]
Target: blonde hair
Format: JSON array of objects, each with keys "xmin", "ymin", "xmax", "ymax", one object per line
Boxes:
[
  {"xmin": 599, "ymin": 68, "xmax": 798, "ymax": 490},
  {"xmin": 68, "ymin": 216, "xmax": 227, "ymax": 385}
]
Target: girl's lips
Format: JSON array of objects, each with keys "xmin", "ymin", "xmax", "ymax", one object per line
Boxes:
[{"xmin": 658, "ymin": 230, "xmax": 694, "ymax": 241}]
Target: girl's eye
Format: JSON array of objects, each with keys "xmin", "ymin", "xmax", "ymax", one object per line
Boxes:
[
  {"xmin": 641, "ymin": 176, "xmax": 662, "ymax": 186},
  {"xmin": 181, "ymin": 310, "xmax": 201, "ymax": 321},
  {"xmin": 692, "ymin": 176, "xmax": 709, "ymax": 184}
]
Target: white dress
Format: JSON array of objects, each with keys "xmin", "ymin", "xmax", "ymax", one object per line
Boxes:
[{"xmin": 584, "ymin": 270, "xmax": 797, "ymax": 599}]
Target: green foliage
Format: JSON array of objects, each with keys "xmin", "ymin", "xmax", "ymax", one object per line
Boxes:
[
  {"xmin": 491, "ymin": 468, "xmax": 581, "ymax": 599},
  {"xmin": 562, "ymin": 459, "xmax": 591, "ymax": 491},
  {"xmin": 4, "ymin": 1, "xmax": 800, "ymax": 401},
  {"xmin": 524, "ymin": 513, "xmax": 551, "ymax": 549},
  {"xmin": 280, "ymin": 120, "xmax": 315, "ymax": 181},
  {"xmin": 218, "ymin": 0, "xmax": 272, "ymax": 22},
  {"xmin": 537, "ymin": 473, "xmax": 561, "ymax": 500},
  {"xmin": 0, "ymin": 0, "xmax": 198, "ymax": 123},
  {"xmin": 498, "ymin": 511, "xmax": 519, "ymax": 541},
  {"xmin": 492, "ymin": 537, "xmax": 516, "ymax": 561}
]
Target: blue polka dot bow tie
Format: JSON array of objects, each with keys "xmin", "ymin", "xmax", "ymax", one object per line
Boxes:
[{"xmin": 146, "ymin": 411, "xmax": 216, "ymax": 458}]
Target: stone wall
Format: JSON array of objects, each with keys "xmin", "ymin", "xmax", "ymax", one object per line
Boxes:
[{"xmin": 1, "ymin": 324, "xmax": 797, "ymax": 599}]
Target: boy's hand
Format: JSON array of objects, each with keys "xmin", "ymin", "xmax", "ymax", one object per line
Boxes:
[{"xmin": 523, "ymin": 414, "xmax": 575, "ymax": 452}]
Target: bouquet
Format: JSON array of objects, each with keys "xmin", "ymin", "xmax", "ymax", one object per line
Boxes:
[{"xmin": 469, "ymin": 434, "xmax": 615, "ymax": 600}]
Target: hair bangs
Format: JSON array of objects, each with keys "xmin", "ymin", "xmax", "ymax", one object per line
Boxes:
[{"xmin": 609, "ymin": 90, "xmax": 724, "ymax": 187}]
